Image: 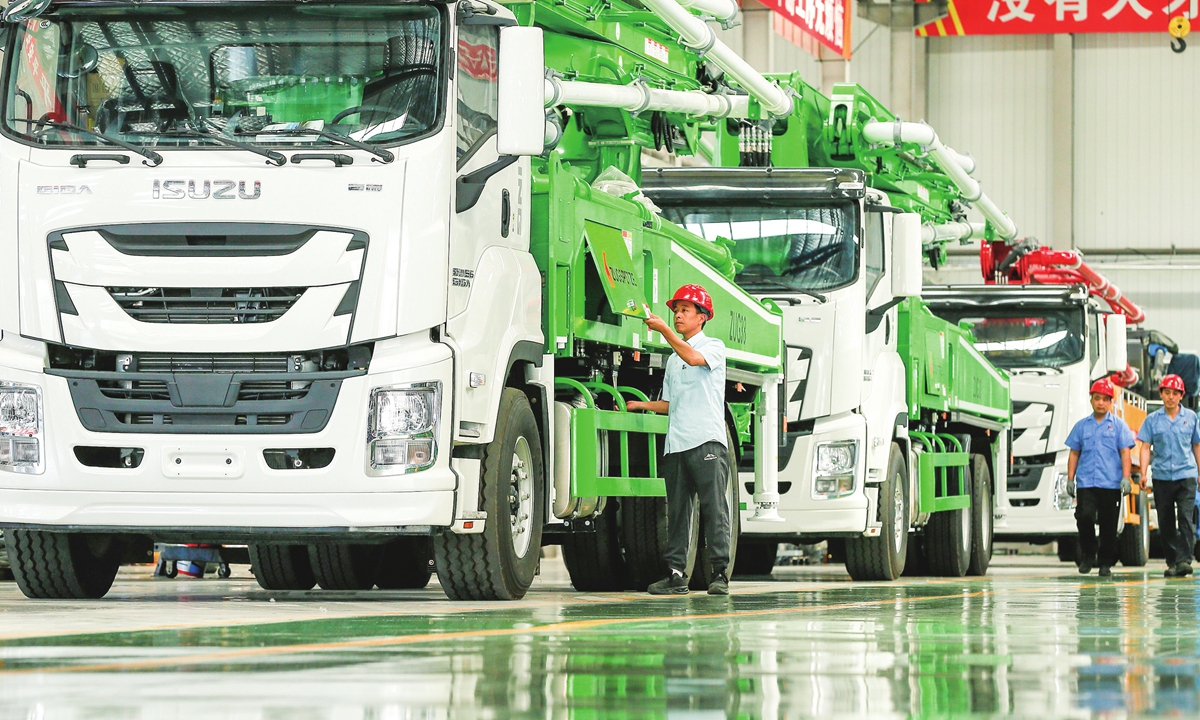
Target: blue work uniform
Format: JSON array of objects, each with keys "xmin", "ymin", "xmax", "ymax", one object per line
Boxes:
[
  {"xmin": 1138, "ymin": 408, "xmax": 1200, "ymax": 480},
  {"xmin": 1064, "ymin": 412, "xmax": 1136, "ymax": 489},
  {"xmin": 1138, "ymin": 407, "xmax": 1200, "ymax": 566},
  {"xmin": 1064, "ymin": 411, "xmax": 1135, "ymax": 570}
]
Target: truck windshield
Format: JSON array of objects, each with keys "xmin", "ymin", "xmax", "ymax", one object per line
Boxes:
[
  {"xmin": 2, "ymin": 4, "xmax": 443, "ymax": 149},
  {"xmin": 934, "ymin": 307, "xmax": 1086, "ymax": 369},
  {"xmin": 660, "ymin": 203, "xmax": 859, "ymax": 293}
]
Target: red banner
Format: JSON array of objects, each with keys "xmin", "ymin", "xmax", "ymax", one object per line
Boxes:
[
  {"xmin": 917, "ymin": 0, "xmax": 1195, "ymax": 36},
  {"xmin": 760, "ymin": 0, "xmax": 852, "ymax": 58}
]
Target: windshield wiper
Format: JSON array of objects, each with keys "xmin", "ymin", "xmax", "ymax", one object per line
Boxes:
[
  {"xmin": 248, "ymin": 127, "xmax": 394, "ymax": 164},
  {"xmin": 160, "ymin": 125, "xmax": 286, "ymax": 166},
  {"xmin": 12, "ymin": 118, "xmax": 162, "ymax": 166},
  {"xmin": 743, "ymin": 279, "xmax": 828, "ymax": 303}
]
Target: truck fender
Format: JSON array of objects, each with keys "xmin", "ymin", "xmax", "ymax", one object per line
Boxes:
[{"xmin": 445, "ymin": 246, "xmax": 544, "ymax": 446}]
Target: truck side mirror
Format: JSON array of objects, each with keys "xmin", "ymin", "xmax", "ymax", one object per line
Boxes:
[
  {"xmin": 496, "ymin": 26, "xmax": 546, "ymax": 156},
  {"xmin": 1106, "ymin": 313, "xmax": 1128, "ymax": 373},
  {"xmin": 890, "ymin": 213, "xmax": 923, "ymax": 297}
]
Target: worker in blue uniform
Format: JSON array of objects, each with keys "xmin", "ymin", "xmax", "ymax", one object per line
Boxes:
[
  {"xmin": 1065, "ymin": 378, "xmax": 1136, "ymax": 577},
  {"xmin": 1139, "ymin": 374, "xmax": 1200, "ymax": 577}
]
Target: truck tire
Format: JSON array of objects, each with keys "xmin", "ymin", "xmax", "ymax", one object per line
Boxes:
[
  {"xmin": 967, "ymin": 454, "xmax": 993, "ymax": 576},
  {"xmin": 1118, "ymin": 491, "xmax": 1150, "ymax": 567},
  {"xmin": 924, "ymin": 465, "xmax": 973, "ymax": 577},
  {"xmin": 846, "ymin": 443, "xmax": 909, "ymax": 581},
  {"xmin": 434, "ymin": 389, "xmax": 545, "ymax": 600},
  {"xmin": 902, "ymin": 535, "xmax": 928, "ymax": 576},
  {"xmin": 309, "ymin": 543, "xmax": 380, "ymax": 590},
  {"xmin": 691, "ymin": 427, "xmax": 741, "ymax": 590},
  {"xmin": 620, "ymin": 496, "xmax": 698, "ymax": 591},
  {"xmin": 1057, "ymin": 536, "xmax": 1081, "ymax": 563},
  {"xmin": 732, "ymin": 540, "xmax": 779, "ymax": 577},
  {"xmin": 561, "ymin": 505, "xmax": 630, "ymax": 591},
  {"xmin": 5, "ymin": 530, "xmax": 122, "ymax": 599},
  {"xmin": 248, "ymin": 544, "xmax": 316, "ymax": 590},
  {"xmin": 375, "ymin": 537, "xmax": 433, "ymax": 590}
]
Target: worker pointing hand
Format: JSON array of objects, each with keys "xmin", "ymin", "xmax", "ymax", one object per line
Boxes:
[{"xmin": 626, "ymin": 284, "xmax": 732, "ymax": 596}]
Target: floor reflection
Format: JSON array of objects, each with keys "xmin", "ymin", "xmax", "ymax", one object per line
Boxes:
[{"xmin": 2, "ymin": 568, "xmax": 1200, "ymax": 718}]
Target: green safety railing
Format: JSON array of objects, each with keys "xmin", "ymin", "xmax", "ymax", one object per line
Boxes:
[
  {"xmin": 909, "ymin": 431, "xmax": 970, "ymax": 514},
  {"xmin": 556, "ymin": 378, "xmax": 669, "ymax": 498}
]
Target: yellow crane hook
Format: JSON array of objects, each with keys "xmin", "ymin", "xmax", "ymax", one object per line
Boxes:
[{"xmin": 1169, "ymin": 15, "xmax": 1190, "ymax": 53}]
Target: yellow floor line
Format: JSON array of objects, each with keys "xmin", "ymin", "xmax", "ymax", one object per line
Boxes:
[
  {"xmin": 2, "ymin": 575, "xmax": 1167, "ymax": 675},
  {"xmin": 0, "ymin": 569, "xmax": 1071, "ymax": 642}
]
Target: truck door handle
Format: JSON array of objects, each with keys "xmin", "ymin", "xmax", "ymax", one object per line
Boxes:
[
  {"xmin": 456, "ymin": 155, "xmax": 517, "ymax": 213},
  {"xmin": 501, "ymin": 189, "xmax": 511, "ymax": 238}
]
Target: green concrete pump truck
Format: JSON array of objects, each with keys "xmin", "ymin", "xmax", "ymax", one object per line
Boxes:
[{"xmin": 640, "ymin": 77, "xmax": 1014, "ymax": 580}]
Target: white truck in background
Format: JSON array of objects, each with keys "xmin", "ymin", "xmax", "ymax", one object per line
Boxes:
[{"xmin": 923, "ymin": 284, "xmax": 1152, "ymax": 565}]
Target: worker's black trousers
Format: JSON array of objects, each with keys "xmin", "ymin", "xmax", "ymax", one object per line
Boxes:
[
  {"xmin": 1153, "ymin": 477, "xmax": 1197, "ymax": 566},
  {"xmin": 662, "ymin": 441, "xmax": 731, "ymax": 577},
  {"xmin": 1075, "ymin": 487, "xmax": 1121, "ymax": 568}
]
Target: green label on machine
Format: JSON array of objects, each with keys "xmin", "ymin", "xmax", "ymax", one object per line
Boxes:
[{"xmin": 584, "ymin": 220, "xmax": 648, "ymax": 318}]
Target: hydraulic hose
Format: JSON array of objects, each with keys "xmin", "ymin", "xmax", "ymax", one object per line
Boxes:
[{"xmin": 545, "ymin": 77, "xmax": 749, "ymax": 119}]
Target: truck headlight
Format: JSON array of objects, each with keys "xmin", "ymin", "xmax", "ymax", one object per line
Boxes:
[
  {"xmin": 812, "ymin": 440, "xmax": 858, "ymax": 499},
  {"xmin": 0, "ymin": 381, "xmax": 43, "ymax": 474},
  {"xmin": 368, "ymin": 382, "xmax": 440, "ymax": 473},
  {"xmin": 1053, "ymin": 471, "xmax": 1074, "ymax": 510}
]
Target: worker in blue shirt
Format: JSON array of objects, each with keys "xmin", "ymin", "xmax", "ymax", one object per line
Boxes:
[
  {"xmin": 627, "ymin": 284, "xmax": 731, "ymax": 596},
  {"xmin": 1065, "ymin": 378, "xmax": 1136, "ymax": 577},
  {"xmin": 1138, "ymin": 374, "xmax": 1200, "ymax": 577}
]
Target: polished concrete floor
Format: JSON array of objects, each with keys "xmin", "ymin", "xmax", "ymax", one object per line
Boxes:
[{"xmin": 1, "ymin": 554, "xmax": 1198, "ymax": 719}]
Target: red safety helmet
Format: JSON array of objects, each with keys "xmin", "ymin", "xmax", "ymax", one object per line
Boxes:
[
  {"xmin": 666, "ymin": 284, "xmax": 713, "ymax": 317},
  {"xmin": 1089, "ymin": 378, "xmax": 1114, "ymax": 398},
  {"xmin": 1160, "ymin": 374, "xmax": 1186, "ymax": 393}
]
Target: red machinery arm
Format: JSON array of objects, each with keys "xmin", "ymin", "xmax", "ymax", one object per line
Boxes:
[{"xmin": 981, "ymin": 240, "xmax": 1146, "ymax": 324}]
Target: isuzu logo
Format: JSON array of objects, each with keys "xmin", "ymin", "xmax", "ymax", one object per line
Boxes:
[
  {"xmin": 37, "ymin": 185, "xmax": 91, "ymax": 195},
  {"xmin": 152, "ymin": 180, "xmax": 261, "ymax": 200}
]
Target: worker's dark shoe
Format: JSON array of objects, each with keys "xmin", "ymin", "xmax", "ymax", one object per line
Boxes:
[
  {"xmin": 1078, "ymin": 560, "xmax": 1092, "ymax": 575},
  {"xmin": 648, "ymin": 570, "xmax": 689, "ymax": 595},
  {"xmin": 1164, "ymin": 565, "xmax": 1180, "ymax": 577},
  {"xmin": 1098, "ymin": 566, "xmax": 1112, "ymax": 577},
  {"xmin": 1175, "ymin": 563, "xmax": 1194, "ymax": 577},
  {"xmin": 708, "ymin": 571, "xmax": 730, "ymax": 596}
]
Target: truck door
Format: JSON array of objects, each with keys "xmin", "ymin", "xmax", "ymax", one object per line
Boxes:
[
  {"xmin": 861, "ymin": 209, "xmax": 891, "ymax": 394},
  {"xmin": 447, "ymin": 22, "xmax": 527, "ymax": 320}
]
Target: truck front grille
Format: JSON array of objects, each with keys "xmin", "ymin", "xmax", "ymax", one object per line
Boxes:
[
  {"xmin": 107, "ymin": 287, "xmax": 304, "ymax": 324},
  {"xmin": 48, "ymin": 345, "xmax": 372, "ymax": 435}
]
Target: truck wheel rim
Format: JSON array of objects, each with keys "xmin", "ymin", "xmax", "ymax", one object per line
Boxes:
[
  {"xmin": 509, "ymin": 436, "xmax": 534, "ymax": 558},
  {"xmin": 892, "ymin": 475, "xmax": 905, "ymax": 555}
]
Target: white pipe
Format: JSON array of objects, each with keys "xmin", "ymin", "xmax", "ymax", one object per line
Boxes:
[
  {"xmin": 862, "ymin": 121, "xmax": 1018, "ymax": 241},
  {"xmin": 750, "ymin": 374, "xmax": 784, "ymax": 523},
  {"xmin": 545, "ymin": 77, "xmax": 750, "ymax": 118},
  {"xmin": 637, "ymin": 0, "xmax": 793, "ymax": 118},
  {"xmin": 921, "ymin": 221, "xmax": 986, "ymax": 244},
  {"xmin": 676, "ymin": 0, "xmax": 739, "ymax": 23}
]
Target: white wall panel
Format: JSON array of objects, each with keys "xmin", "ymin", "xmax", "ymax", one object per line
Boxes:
[
  {"xmin": 849, "ymin": 15, "xmax": 892, "ymax": 106},
  {"xmin": 1074, "ymin": 34, "xmax": 1200, "ymax": 252},
  {"xmin": 927, "ymin": 35, "xmax": 1053, "ymax": 245}
]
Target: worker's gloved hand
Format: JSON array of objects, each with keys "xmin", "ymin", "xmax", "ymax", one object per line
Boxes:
[
  {"xmin": 1066, "ymin": 477, "xmax": 1076, "ymax": 498},
  {"xmin": 1122, "ymin": 477, "xmax": 1133, "ymax": 495}
]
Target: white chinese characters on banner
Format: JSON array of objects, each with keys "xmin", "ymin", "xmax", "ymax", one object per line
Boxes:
[
  {"xmin": 776, "ymin": 0, "xmax": 847, "ymax": 54},
  {"xmin": 1046, "ymin": 0, "xmax": 1088, "ymax": 21},
  {"xmin": 1163, "ymin": 0, "xmax": 1198, "ymax": 19},
  {"xmin": 988, "ymin": 0, "xmax": 1036, "ymax": 21},
  {"xmin": 1102, "ymin": 0, "xmax": 1152, "ymax": 18}
]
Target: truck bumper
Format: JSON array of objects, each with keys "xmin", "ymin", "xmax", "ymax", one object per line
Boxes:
[
  {"xmin": 738, "ymin": 413, "xmax": 869, "ymax": 537},
  {"xmin": 997, "ymin": 466, "xmax": 1076, "ymax": 539},
  {"xmin": 0, "ymin": 338, "xmax": 460, "ymax": 535}
]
